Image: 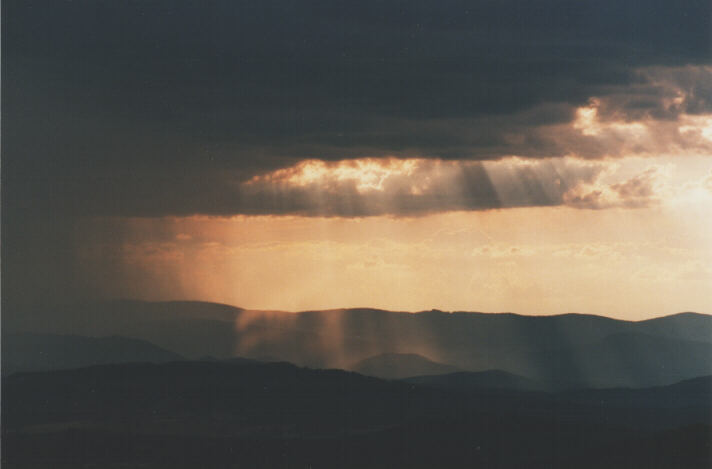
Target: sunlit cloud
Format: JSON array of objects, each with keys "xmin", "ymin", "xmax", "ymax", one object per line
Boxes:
[
  {"xmin": 565, "ymin": 91, "xmax": 712, "ymax": 160},
  {"xmin": 8, "ymin": 66, "xmax": 712, "ymax": 220},
  {"xmin": 679, "ymin": 115, "xmax": 712, "ymax": 142},
  {"xmin": 563, "ymin": 165, "xmax": 670, "ymax": 209},
  {"xmin": 237, "ymin": 156, "xmax": 685, "ymax": 215},
  {"xmin": 246, "ymin": 158, "xmax": 420, "ymax": 193},
  {"xmin": 573, "ymin": 98, "xmax": 648, "ymax": 137}
]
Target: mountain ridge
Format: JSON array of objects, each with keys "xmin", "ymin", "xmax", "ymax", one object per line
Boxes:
[
  {"xmin": 2, "ymin": 332, "xmax": 185, "ymax": 375},
  {"xmin": 3, "ymin": 359, "xmax": 710, "ymax": 468},
  {"xmin": 351, "ymin": 352, "xmax": 461, "ymax": 379},
  {"xmin": 4, "ymin": 300, "xmax": 710, "ymax": 388},
  {"xmin": 9, "ymin": 298, "xmax": 709, "ymax": 320}
]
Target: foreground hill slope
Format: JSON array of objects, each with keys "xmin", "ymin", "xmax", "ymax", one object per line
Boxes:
[
  {"xmin": 2, "ymin": 333, "xmax": 184, "ymax": 375},
  {"xmin": 3, "ymin": 361, "xmax": 710, "ymax": 468},
  {"xmin": 351, "ymin": 352, "xmax": 461, "ymax": 379},
  {"xmin": 405, "ymin": 369, "xmax": 548, "ymax": 391}
]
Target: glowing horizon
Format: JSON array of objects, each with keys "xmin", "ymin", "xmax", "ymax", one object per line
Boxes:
[{"xmin": 71, "ymin": 152, "xmax": 712, "ymax": 320}]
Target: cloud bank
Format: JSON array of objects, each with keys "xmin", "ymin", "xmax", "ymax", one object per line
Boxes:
[{"xmin": 4, "ymin": 0, "xmax": 712, "ymax": 218}]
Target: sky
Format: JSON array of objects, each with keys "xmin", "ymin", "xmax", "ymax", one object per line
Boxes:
[{"xmin": 3, "ymin": 0, "xmax": 712, "ymax": 319}]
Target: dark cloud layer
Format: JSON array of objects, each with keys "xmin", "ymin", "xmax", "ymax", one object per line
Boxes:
[
  {"xmin": 2, "ymin": 0, "xmax": 712, "ymax": 214},
  {"xmin": 4, "ymin": 0, "xmax": 712, "ymax": 310},
  {"xmin": 4, "ymin": 0, "xmax": 712, "ymax": 219}
]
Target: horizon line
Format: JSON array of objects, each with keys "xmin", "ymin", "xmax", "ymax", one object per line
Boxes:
[{"xmin": 60, "ymin": 298, "xmax": 711, "ymax": 322}]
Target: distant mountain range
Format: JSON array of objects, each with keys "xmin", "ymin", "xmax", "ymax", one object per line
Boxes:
[{"xmin": 4, "ymin": 300, "xmax": 711, "ymax": 388}]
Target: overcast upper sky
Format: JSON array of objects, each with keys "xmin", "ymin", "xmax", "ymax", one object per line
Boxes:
[{"xmin": 3, "ymin": 0, "xmax": 712, "ymax": 316}]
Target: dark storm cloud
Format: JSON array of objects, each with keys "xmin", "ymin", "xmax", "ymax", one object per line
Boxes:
[
  {"xmin": 4, "ymin": 0, "xmax": 710, "ymax": 309},
  {"xmin": 3, "ymin": 0, "xmax": 711, "ymax": 219}
]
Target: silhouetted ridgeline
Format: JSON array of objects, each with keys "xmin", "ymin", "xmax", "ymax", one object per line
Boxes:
[
  {"xmin": 352, "ymin": 352, "xmax": 461, "ymax": 379},
  {"xmin": 405, "ymin": 369, "xmax": 549, "ymax": 391},
  {"xmin": 2, "ymin": 360, "xmax": 711, "ymax": 468},
  {"xmin": 3, "ymin": 301, "xmax": 711, "ymax": 468},
  {"xmin": 2, "ymin": 333, "xmax": 184, "ymax": 375},
  {"xmin": 5, "ymin": 301, "xmax": 711, "ymax": 388}
]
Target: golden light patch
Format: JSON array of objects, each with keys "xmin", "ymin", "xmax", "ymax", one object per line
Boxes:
[
  {"xmin": 246, "ymin": 158, "xmax": 420, "ymax": 193},
  {"xmin": 573, "ymin": 99, "xmax": 602, "ymax": 136},
  {"xmin": 71, "ymin": 155, "xmax": 712, "ymax": 319},
  {"xmin": 573, "ymin": 98, "xmax": 648, "ymax": 138},
  {"xmin": 679, "ymin": 115, "xmax": 712, "ymax": 142}
]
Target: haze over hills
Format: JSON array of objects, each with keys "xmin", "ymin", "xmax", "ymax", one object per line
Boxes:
[{"xmin": 5, "ymin": 300, "xmax": 711, "ymax": 388}]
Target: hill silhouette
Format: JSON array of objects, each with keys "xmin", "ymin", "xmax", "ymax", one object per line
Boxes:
[
  {"xmin": 2, "ymin": 333, "xmax": 184, "ymax": 375},
  {"xmin": 405, "ymin": 369, "xmax": 548, "ymax": 391},
  {"xmin": 3, "ymin": 360, "xmax": 710, "ymax": 468},
  {"xmin": 5, "ymin": 301, "xmax": 711, "ymax": 388},
  {"xmin": 352, "ymin": 352, "xmax": 460, "ymax": 379}
]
